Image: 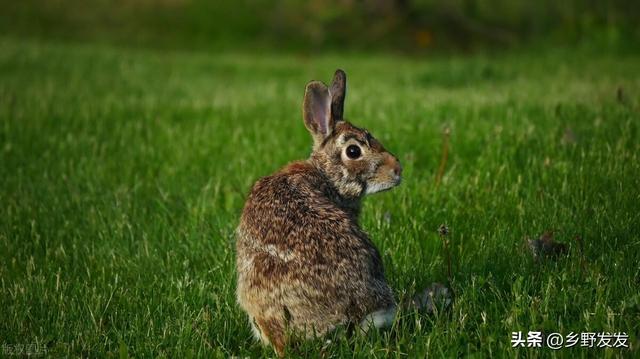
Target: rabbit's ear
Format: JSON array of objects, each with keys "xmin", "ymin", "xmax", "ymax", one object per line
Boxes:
[
  {"xmin": 303, "ymin": 81, "xmax": 333, "ymax": 144},
  {"xmin": 330, "ymin": 69, "xmax": 346, "ymax": 122}
]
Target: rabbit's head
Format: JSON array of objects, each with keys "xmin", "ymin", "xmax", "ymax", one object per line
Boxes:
[{"xmin": 303, "ymin": 70, "xmax": 402, "ymax": 199}]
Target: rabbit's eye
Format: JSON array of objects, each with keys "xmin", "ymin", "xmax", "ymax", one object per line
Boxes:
[{"xmin": 346, "ymin": 145, "xmax": 362, "ymax": 159}]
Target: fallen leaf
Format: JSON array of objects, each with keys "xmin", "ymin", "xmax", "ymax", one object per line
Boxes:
[{"xmin": 562, "ymin": 127, "xmax": 577, "ymax": 145}]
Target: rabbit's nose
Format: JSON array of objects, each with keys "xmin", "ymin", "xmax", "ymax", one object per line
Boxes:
[
  {"xmin": 384, "ymin": 153, "xmax": 402, "ymax": 178},
  {"xmin": 392, "ymin": 159, "xmax": 402, "ymax": 177},
  {"xmin": 389, "ymin": 155, "xmax": 402, "ymax": 177}
]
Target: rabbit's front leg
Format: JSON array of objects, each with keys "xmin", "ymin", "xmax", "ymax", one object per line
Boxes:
[
  {"xmin": 254, "ymin": 316, "xmax": 286, "ymax": 357},
  {"xmin": 359, "ymin": 305, "xmax": 397, "ymax": 332}
]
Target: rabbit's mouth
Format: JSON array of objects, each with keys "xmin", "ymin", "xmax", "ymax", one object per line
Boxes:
[
  {"xmin": 365, "ymin": 175, "xmax": 402, "ymax": 194},
  {"xmin": 364, "ymin": 155, "xmax": 402, "ymax": 194}
]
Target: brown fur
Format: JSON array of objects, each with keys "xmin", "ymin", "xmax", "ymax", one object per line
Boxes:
[{"xmin": 236, "ymin": 70, "xmax": 402, "ymax": 355}]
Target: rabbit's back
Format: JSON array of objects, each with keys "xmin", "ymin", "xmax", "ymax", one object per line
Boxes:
[{"xmin": 236, "ymin": 161, "xmax": 394, "ymax": 337}]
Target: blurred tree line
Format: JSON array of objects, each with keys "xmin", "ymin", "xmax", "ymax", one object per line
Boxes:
[{"xmin": 1, "ymin": 0, "xmax": 638, "ymax": 52}]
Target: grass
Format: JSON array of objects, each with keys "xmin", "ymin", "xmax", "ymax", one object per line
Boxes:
[{"xmin": 0, "ymin": 37, "xmax": 639, "ymax": 357}]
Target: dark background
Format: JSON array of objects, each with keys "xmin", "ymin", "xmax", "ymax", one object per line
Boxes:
[{"xmin": 2, "ymin": 0, "xmax": 639, "ymax": 53}]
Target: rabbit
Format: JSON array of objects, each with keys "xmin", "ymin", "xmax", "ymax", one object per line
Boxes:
[{"xmin": 236, "ymin": 69, "xmax": 404, "ymax": 356}]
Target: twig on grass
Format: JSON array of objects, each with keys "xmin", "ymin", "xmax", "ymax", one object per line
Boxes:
[
  {"xmin": 438, "ymin": 224, "xmax": 453, "ymax": 288},
  {"xmin": 574, "ymin": 235, "xmax": 588, "ymax": 275},
  {"xmin": 435, "ymin": 127, "xmax": 450, "ymax": 188}
]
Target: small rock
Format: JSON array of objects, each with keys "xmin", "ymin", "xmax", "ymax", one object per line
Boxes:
[
  {"xmin": 412, "ymin": 282, "xmax": 452, "ymax": 314},
  {"xmin": 527, "ymin": 231, "xmax": 568, "ymax": 260},
  {"xmin": 383, "ymin": 211, "xmax": 392, "ymax": 224}
]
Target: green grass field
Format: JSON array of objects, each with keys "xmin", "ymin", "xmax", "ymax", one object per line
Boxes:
[{"xmin": 1, "ymin": 37, "xmax": 639, "ymax": 357}]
